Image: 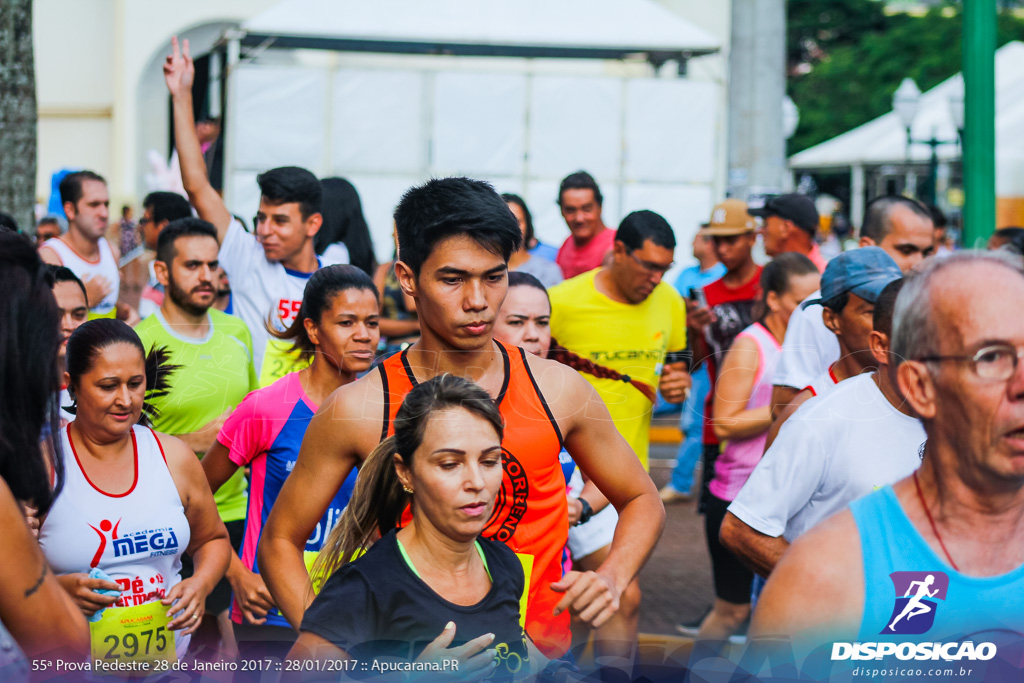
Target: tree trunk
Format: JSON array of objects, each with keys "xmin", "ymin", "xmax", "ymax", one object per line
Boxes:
[{"xmin": 0, "ymin": 0, "xmax": 37, "ymax": 233}]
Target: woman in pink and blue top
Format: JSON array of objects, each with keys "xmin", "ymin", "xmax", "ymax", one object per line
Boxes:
[
  {"xmin": 698, "ymin": 253, "xmax": 820, "ymax": 640},
  {"xmin": 201, "ymin": 265, "xmax": 380, "ymax": 661}
]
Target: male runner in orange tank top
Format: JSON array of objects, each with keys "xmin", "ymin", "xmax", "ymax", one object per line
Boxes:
[{"xmin": 259, "ymin": 177, "xmax": 665, "ymax": 660}]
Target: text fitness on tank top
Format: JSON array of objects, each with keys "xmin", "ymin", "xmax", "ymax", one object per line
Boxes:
[{"xmin": 379, "ymin": 340, "xmax": 570, "ymax": 657}]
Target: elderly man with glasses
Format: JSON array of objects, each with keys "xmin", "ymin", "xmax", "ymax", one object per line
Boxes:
[{"xmin": 750, "ymin": 251, "xmax": 1024, "ymax": 678}]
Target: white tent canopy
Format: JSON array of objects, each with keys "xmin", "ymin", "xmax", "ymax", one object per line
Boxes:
[
  {"xmin": 790, "ymin": 41, "xmax": 1024, "ymax": 171},
  {"xmin": 240, "ymin": 0, "xmax": 720, "ymax": 62}
]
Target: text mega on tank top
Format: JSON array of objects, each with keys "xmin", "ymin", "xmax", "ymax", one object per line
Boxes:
[
  {"xmin": 378, "ymin": 341, "xmax": 570, "ymax": 657},
  {"xmin": 43, "ymin": 237, "xmax": 120, "ymax": 316},
  {"xmin": 39, "ymin": 425, "xmax": 192, "ymax": 655}
]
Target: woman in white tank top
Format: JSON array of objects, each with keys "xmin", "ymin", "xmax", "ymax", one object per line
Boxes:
[{"xmin": 39, "ymin": 319, "xmax": 230, "ymax": 664}]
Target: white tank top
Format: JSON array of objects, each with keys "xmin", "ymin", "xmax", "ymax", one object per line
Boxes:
[
  {"xmin": 40, "ymin": 425, "xmax": 191, "ymax": 653},
  {"xmin": 43, "ymin": 237, "xmax": 120, "ymax": 316}
]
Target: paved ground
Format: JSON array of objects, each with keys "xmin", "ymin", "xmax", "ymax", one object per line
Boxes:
[{"xmin": 637, "ymin": 440, "xmax": 714, "ymax": 637}]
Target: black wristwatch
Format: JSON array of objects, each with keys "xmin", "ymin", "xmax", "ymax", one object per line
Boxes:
[{"xmin": 576, "ymin": 498, "xmax": 594, "ymax": 526}]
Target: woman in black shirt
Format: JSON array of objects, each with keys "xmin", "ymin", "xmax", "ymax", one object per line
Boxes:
[{"xmin": 289, "ymin": 375, "xmax": 546, "ymax": 680}]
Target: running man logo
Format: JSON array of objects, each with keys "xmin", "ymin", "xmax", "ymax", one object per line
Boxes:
[
  {"xmin": 882, "ymin": 571, "xmax": 949, "ymax": 635},
  {"xmin": 88, "ymin": 518, "xmax": 122, "ymax": 568}
]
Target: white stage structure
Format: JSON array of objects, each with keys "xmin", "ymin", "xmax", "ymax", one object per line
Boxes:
[{"xmin": 219, "ymin": 0, "xmax": 723, "ymax": 261}]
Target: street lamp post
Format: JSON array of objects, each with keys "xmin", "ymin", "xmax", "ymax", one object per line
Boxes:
[
  {"xmin": 892, "ymin": 77, "xmax": 959, "ymax": 207},
  {"xmin": 963, "ymin": 0, "xmax": 996, "ymax": 248}
]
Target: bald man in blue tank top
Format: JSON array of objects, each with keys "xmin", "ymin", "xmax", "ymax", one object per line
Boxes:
[{"xmin": 750, "ymin": 252, "xmax": 1024, "ymax": 678}]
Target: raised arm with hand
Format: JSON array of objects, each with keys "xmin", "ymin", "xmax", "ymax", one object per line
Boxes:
[{"xmin": 163, "ymin": 36, "xmax": 231, "ymax": 239}]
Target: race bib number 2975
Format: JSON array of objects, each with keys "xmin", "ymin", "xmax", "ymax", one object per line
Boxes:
[{"xmin": 90, "ymin": 600, "xmax": 175, "ymax": 670}]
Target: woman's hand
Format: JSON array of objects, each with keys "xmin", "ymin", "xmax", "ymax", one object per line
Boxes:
[
  {"xmin": 227, "ymin": 561, "xmax": 276, "ymax": 625},
  {"xmin": 415, "ymin": 621, "xmax": 497, "ymax": 680},
  {"xmin": 56, "ymin": 573, "xmax": 121, "ymax": 617},
  {"xmin": 162, "ymin": 577, "xmax": 207, "ymax": 635}
]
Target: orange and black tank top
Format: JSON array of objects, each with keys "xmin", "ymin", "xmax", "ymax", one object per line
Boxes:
[{"xmin": 378, "ymin": 340, "xmax": 570, "ymax": 657}]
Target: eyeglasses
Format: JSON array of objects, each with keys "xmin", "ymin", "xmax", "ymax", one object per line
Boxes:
[
  {"xmin": 918, "ymin": 343, "xmax": 1024, "ymax": 381},
  {"xmin": 626, "ymin": 249, "xmax": 673, "ymax": 275}
]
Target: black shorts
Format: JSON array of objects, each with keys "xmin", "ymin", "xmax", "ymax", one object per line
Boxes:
[
  {"xmin": 698, "ymin": 443, "xmax": 721, "ymax": 514},
  {"xmin": 180, "ymin": 518, "xmax": 245, "ymax": 614},
  {"xmin": 703, "ymin": 491, "xmax": 753, "ymax": 605}
]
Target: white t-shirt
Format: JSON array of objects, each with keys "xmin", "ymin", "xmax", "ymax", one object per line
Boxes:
[
  {"xmin": 774, "ymin": 290, "xmax": 840, "ymax": 390},
  {"xmin": 218, "ymin": 219, "xmax": 324, "ymax": 379},
  {"xmin": 728, "ymin": 373, "xmax": 925, "ymax": 542},
  {"xmin": 805, "ymin": 364, "xmax": 841, "ymax": 399},
  {"xmin": 320, "ymin": 242, "xmax": 350, "ymax": 267}
]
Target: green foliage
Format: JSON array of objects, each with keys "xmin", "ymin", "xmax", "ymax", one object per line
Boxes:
[
  {"xmin": 788, "ymin": 5, "xmax": 1024, "ymax": 154},
  {"xmin": 787, "ymin": 0, "xmax": 888, "ymax": 69}
]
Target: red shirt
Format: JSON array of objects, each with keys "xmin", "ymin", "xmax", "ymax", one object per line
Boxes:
[
  {"xmin": 701, "ymin": 267, "xmax": 763, "ymax": 444},
  {"xmin": 556, "ymin": 228, "xmax": 616, "ymax": 280}
]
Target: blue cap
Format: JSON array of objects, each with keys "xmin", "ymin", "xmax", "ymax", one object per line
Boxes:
[{"xmin": 806, "ymin": 246, "xmax": 902, "ymax": 308}]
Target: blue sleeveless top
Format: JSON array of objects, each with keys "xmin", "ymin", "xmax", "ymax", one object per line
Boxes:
[{"xmin": 853, "ymin": 485, "xmax": 1024, "ymax": 643}]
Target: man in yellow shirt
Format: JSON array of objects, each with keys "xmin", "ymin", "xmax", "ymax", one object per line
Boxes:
[
  {"xmin": 549, "ymin": 209, "xmax": 690, "ymax": 470},
  {"xmin": 548, "ymin": 209, "xmax": 689, "ymax": 668}
]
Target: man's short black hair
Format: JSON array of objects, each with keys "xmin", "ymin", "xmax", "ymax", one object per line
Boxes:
[
  {"xmin": 558, "ymin": 171, "xmax": 603, "ymax": 207},
  {"xmin": 616, "ymin": 210, "xmax": 676, "ymax": 251},
  {"xmin": 143, "ymin": 191, "xmax": 192, "ymax": 226},
  {"xmin": 926, "ymin": 204, "xmax": 947, "ymax": 230},
  {"xmin": 44, "ymin": 265, "xmax": 88, "ymax": 305},
  {"xmin": 862, "ymin": 195, "xmax": 932, "ymax": 243},
  {"xmin": 256, "ymin": 166, "xmax": 322, "ymax": 220},
  {"xmin": 156, "ymin": 218, "xmax": 219, "ymax": 264},
  {"xmin": 822, "ymin": 291, "xmax": 849, "ymax": 315},
  {"xmin": 873, "ymin": 278, "xmax": 904, "ymax": 338},
  {"xmin": 393, "ymin": 177, "xmax": 522, "ymax": 277},
  {"xmin": 59, "ymin": 171, "xmax": 106, "ymax": 208}
]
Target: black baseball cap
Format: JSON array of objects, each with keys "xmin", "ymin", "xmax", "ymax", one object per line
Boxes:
[{"xmin": 748, "ymin": 194, "xmax": 819, "ymax": 236}]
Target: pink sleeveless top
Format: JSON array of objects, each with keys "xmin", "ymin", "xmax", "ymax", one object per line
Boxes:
[{"xmin": 709, "ymin": 322, "xmax": 781, "ymax": 501}]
